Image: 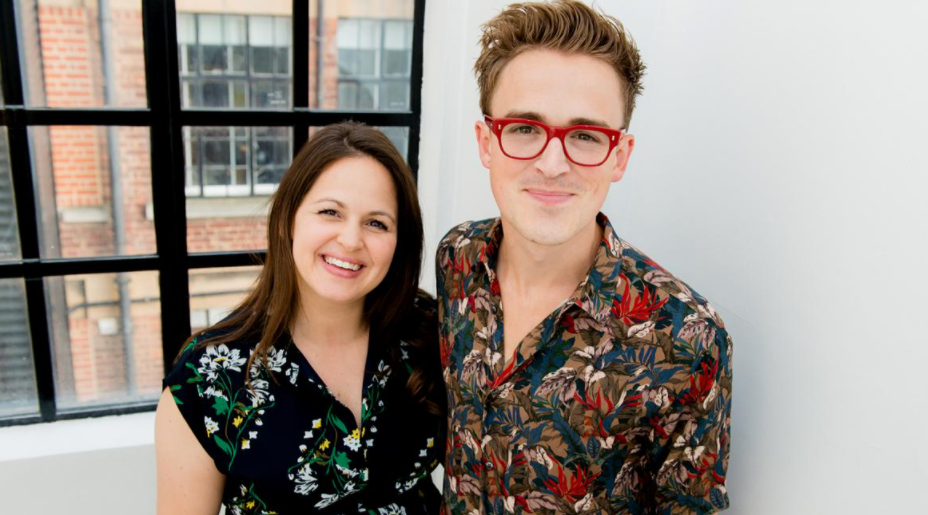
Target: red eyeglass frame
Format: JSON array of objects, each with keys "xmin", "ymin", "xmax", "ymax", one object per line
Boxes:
[{"xmin": 484, "ymin": 115, "xmax": 624, "ymax": 167}]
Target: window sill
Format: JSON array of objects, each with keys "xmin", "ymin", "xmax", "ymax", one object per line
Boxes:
[
  {"xmin": 145, "ymin": 196, "xmax": 271, "ymax": 221},
  {"xmin": 0, "ymin": 411, "xmax": 155, "ymax": 463}
]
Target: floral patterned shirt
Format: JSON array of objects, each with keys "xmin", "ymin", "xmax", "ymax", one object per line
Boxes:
[
  {"xmin": 164, "ymin": 331, "xmax": 444, "ymax": 515},
  {"xmin": 436, "ymin": 214, "xmax": 732, "ymax": 514}
]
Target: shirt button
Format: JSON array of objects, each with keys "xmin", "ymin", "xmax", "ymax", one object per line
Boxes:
[
  {"xmin": 490, "ymin": 305, "xmax": 498, "ymax": 314},
  {"xmin": 485, "ymin": 460, "xmax": 494, "ymax": 470}
]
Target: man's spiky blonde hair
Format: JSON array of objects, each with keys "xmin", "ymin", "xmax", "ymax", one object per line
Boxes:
[{"xmin": 475, "ymin": 0, "xmax": 646, "ymax": 128}]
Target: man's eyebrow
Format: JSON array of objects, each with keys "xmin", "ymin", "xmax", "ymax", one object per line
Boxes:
[
  {"xmin": 504, "ymin": 111, "xmax": 544, "ymax": 121},
  {"xmin": 568, "ymin": 117, "xmax": 613, "ymax": 129},
  {"xmin": 314, "ymin": 198, "xmax": 396, "ymax": 223},
  {"xmin": 503, "ymin": 111, "xmax": 614, "ymax": 129}
]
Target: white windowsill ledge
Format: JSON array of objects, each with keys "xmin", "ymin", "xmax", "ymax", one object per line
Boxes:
[{"xmin": 0, "ymin": 411, "xmax": 155, "ymax": 463}]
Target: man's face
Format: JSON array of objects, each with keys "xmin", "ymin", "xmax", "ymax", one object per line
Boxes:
[{"xmin": 476, "ymin": 49, "xmax": 634, "ymax": 247}]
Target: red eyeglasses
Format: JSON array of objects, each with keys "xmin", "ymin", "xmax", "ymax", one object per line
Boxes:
[{"xmin": 484, "ymin": 115, "xmax": 624, "ymax": 167}]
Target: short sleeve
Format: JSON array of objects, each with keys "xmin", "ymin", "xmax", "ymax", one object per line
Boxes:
[
  {"xmin": 162, "ymin": 340, "xmax": 231, "ymax": 473},
  {"xmin": 643, "ymin": 322, "xmax": 733, "ymax": 514}
]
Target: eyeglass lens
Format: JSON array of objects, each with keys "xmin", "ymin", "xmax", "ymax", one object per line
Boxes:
[{"xmin": 500, "ymin": 122, "xmax": 611, "ymax": 165}]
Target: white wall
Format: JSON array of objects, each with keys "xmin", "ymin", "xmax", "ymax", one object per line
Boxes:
[
  {"xmin": 419, "ymin": 1, "xmax": 928, "ymax": 513},
  {"xmin": 2, "ymin": 1, "xmax": 926, "ymax": 513}
]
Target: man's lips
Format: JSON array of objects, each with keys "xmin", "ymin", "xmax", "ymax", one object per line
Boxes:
[{"xmin": 524, "ymin": 188, "xmax": 574, "ymax": 204}]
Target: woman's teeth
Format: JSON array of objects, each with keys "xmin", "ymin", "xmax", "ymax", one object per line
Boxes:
[{"xmin": 324, "ymin": 256, "xmax": 361, "ymax": 271}]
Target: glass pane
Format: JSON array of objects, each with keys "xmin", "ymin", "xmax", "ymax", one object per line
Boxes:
[
  {"xmin": 311, "ymin": 0, "xmax": 414, "ymax": 111},
  {"xmin": 189, "ymin": 266, "xmax": 261, "ymax": 333},
  {"xmin": 0, "ymin": 279, "xmax": 39, "ymax": 418},
  {"xmin": 48, "ymin": 271, "xmax": 162, "ymax": 411},
  {"xmin": 378, "ymin": 126, "xmax": 410, "ymax": 162},
  {"xmin": 184, "ymin": 126, "xmax": 293, "ymax": 252},
  {"xmin": 177, "ymin": 3, "xmax": 293, "ymax": 110},
  {"xmin": 15, "ymin": 0, "xmax": 147, "ymax": 108},
  {"xmin": 29, "ymin": 126, "xmax": 156, "ymax": 259},
  {"xmin": 307, "ymin": 126, "xmax": 409, "ymax": 164},
  {"xmin": 0, "ymin": 128, "xmax": 21, "ymax": 261}
]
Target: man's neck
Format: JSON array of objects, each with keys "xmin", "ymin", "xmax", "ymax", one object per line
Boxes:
[{"xmin": 495, "ymin": 217, "xmax": 603, "ymax": 298}]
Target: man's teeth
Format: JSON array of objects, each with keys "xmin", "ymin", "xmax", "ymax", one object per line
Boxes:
[{"xmin": 324, "ymin": 256, "xmax": 361, "ymax": 271}]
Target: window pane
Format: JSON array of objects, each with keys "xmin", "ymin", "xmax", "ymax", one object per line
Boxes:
[
  {"xmin": 47, "ymin": 271, "xmax": 162, "ymax": 411},
  {"xmin": 199, "ymin": 14, "xmax": 224, "ymax": 45},
  {"xmin": 378, "ymin": 126, "xmax": 410, "ymax": 162},
  {"xmin": 184, "ymin": 127, "xmax": 293, "ymax": 252},
  {"xmin": 307, "ymin": 126, "xmax": 409, "ymax": 164},
  {"xmin": 0, "ymin": 128, "xmax": 21, "ymax": 261},
  {"xmin": 177, "ymin": 4, "xmax": 293, "ymax": 111},
  {"xmin": 252, "ymin": 81, "xmax": 289, "ymax": 109},
  {"xmin": 29, "ymin": 126, "xmax": 156, "ymax": 259},
  {"xmin": 189, "ymin": 267, "xmax": 261, "ymax": 333},
  {"xmin": 201, "ymin": 45, "xmax": 228, "ymax": 73},
  {"xmin": 311, "ymin": 0, "xmax": 414, "ymax": 111},
  {"xmin": 381, "ymin": 81, "xmax": 409, "ymax": 110},
  {"xmin": 202, "ymin": 80, "xmax": 230, "ymax": 107},
  {"xmin": 252, "ymin": 47, "xmax": 276, "ymax": 74},
  {"xmin": 0, "ymin": 279, "xmax": 38, "ymax": 419},
  {"xmin": 15, "ymin": 0, "xmax": 147, "ymax": 108}
]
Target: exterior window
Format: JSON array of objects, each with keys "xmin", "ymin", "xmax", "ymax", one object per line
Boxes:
[
  {"xmin": 179, "ymin": 14, "xmax": 292, "ymax": 198},
  {"xmin": 336, "ymin": 19, "xmax": 413, "ymax": 111},
  {"xmin": 0, "ymin": 0, "xmax": 422, "ymax": 426}
]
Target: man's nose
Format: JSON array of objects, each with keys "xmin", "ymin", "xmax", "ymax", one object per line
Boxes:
[{"xmin": 535, "ymin": 137, "xmax": 571, "ymax": 178}]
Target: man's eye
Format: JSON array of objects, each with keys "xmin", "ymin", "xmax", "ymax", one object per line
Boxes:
[
  {"xmin": 507, "ymin": 124, "xmax": 538, "ymax": 135},
  {"xmin": 571, "ymin": 131, "xmax": 604, "ymax": 143}
]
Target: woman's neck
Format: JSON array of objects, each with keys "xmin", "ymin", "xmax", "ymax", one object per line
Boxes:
[{"xmin": 290, "ymin": 291, "xmax": 368, "ymax": 349}]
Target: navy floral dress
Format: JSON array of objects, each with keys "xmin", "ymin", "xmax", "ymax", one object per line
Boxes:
[{"xmin": 164, "ymin": 331, "xmax": 444, "ymax": 515}]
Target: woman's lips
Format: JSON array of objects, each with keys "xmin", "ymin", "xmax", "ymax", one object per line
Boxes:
[
  {"xmin": 525, "ymin": 188, "xmax": 574, "ymax": 205},
  {"xmin": 320, "ymin": 254, "xmax": 364, "ymax": 278}
]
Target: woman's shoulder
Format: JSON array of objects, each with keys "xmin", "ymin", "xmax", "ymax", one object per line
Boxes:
[{"xmin": 164, "ymin": 324, "xmax": 264, "ymax": 387}]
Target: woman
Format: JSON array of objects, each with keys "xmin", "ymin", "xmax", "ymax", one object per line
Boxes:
[{"xmin": 155, "ymin": 123, "xmax": 445, "ymax": 514}]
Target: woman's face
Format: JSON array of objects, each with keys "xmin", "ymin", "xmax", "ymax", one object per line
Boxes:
[{"xmin": 291, "ymin": 156, "xmax": 398, "ymax": 310}]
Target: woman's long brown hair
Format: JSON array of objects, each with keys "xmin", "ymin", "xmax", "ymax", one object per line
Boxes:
[{"xmin": 181, "ymin": 122, "xmax": 442, "ymax": 415}]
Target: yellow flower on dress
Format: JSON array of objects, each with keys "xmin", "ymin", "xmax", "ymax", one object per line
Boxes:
[
  {"xmin": 351, "ymin": 429, "xmax": 361, "ymax": 439},
  {"xmin": 241, "ymin": 439, "xmax": 250, "ymax": 449},
  {"xmin": 233, "ymin": 416, "xmax": 243, "ymax": 427},
  {"xmin": 320, "ymin": 438, "xmax": 331, "ymax": 451},
  {"xmin": 313, "ymin": 418, "xmax": 322, "ymax": 429},
  {"xmin": 245, "ymin": 501, "xmax": 255, "ymax": 509}
]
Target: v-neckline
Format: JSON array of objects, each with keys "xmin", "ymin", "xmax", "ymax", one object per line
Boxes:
[{"xmin": 285, "ymin": 332, "xmax": 380, "ymax": 432}]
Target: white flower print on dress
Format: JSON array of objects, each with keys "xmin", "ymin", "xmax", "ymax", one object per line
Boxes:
[
  {"xmin": 204, "ymin": 416, "xmax": 219, "ymax": 437},
  {"xmin": 377, "ymin": 503, "xmax": 408, "ymax": 515},
  {"xmin": 198, "ymin": 344, "xmax": 246, "ymax": 380},
  {"xmin": 293, "ymin": 464, "xmax": 319, "ymax": 495}
]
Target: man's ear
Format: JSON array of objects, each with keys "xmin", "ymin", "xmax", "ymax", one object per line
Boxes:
[
  {"xmin": 475, "ymin": 121, "xmax": 492, "ymax": 170},
  {"xmin": 611, "ymin": 133, "xmax": 635, "ymax": 183}
]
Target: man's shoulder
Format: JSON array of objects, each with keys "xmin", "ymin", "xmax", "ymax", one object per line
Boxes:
[
  {"xmin": 437, "ymin": 218, "xmax": 498, "ymax": 254},
  {"xmin": 612, "ymin": 236, "xmax": 726, "ymax": 331}
]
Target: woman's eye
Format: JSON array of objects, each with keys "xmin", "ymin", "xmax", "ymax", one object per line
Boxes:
[
  {"xmin": 318, "ymin": 208, "xmax": 338, "ymax": 217},
  {"xmin": 368, "ymin": 220, "xmax": 389, "ymax": 231}
]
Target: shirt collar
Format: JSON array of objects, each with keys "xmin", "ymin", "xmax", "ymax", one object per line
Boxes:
[{"xmin": 475, "ymin": 213, "xmax": 624, "ymax": 323}]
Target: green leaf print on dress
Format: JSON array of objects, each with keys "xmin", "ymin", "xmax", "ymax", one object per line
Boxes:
[{"xmin": 188, "ymin": 342, "xmax": 283, "ymax": 469}]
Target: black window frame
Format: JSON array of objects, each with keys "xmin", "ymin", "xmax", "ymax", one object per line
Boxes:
[{"xmin": 0, "ymin": 0, "xmax": 426, "ymax": 427}]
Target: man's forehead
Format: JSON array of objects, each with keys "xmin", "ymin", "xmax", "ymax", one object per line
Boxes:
[{"xmin": 489, "ymin": 49, "xmax": 626, "ymax": 129}]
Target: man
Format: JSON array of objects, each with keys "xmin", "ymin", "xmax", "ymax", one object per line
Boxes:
[{"xmin": 436, "ymin": 1, "xmax": 732, "ymax": 514}]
